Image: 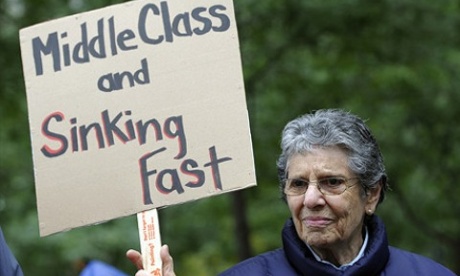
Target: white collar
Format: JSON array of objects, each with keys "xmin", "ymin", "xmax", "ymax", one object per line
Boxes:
[{"xmin": 306, "ymin": 227, "xmax": 369, "ymax": 271}]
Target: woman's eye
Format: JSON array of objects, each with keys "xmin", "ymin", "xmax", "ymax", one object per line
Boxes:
[
  {"xmin": 323, "ymin": 177, "xmax": 345, "ymax": 186},
  {"xmin": 291, "ymin": 179, "xmax": 307, "ymax": 188}
]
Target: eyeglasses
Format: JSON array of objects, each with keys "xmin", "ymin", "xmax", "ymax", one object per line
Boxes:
[{"xmin": 284, "ymin": 177, "xmax": 359, "ymax": 196}]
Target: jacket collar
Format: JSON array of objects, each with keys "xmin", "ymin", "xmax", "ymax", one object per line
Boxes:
[{"xmin": 282, "ymin": 215, "xmax": 390, "ymax": 275}]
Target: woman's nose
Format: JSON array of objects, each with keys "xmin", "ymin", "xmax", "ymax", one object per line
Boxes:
[{"xmin": 303, "ymin": 183, "xmax": 326, "ymax": 209}]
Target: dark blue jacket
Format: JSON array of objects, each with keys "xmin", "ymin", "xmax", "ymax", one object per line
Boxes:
[
  {"xmin": 220, "ymin": 216, "xmax": 456, "ymax": 276},
  {"xmin": 0, "ymin": 227, "xmax": 23, "ymax": 276}
]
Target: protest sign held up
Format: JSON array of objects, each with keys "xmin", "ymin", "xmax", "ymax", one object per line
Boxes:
[{"xmin": 20, "ymin": 0, "xmax": 256, "ymax": 237}]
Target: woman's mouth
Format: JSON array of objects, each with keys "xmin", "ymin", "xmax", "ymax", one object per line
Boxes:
[{"xmin": 304, "ymin": 216, "xmax": 333, "ymax": 228}]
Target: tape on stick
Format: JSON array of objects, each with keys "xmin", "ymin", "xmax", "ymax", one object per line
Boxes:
[{"xmin": 137, "ymin": 208, "xmax": 162, "ymax": 275}]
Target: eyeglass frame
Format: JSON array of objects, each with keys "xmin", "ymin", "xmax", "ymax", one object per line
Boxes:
[{"xmin": 284, "ymin": 176, "xmax": 360, "ymax": 196}]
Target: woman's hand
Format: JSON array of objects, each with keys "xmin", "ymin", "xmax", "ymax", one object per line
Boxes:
[{"xmin": 126, "ymin": 244, "xmax": 176, "ymax": 276}]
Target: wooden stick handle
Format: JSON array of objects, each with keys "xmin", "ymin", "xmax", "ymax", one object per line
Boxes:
[{"xmin": 137, "ymin": 208, "xmax": 162, "ymax": 275}]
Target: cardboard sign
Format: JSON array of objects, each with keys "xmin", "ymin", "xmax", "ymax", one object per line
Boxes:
[{"xmin": 20, "ymin": 0, "xmax": 256, "ymax": 236}]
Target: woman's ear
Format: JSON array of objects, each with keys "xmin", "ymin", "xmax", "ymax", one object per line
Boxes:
[{"xmin": 365, "ymin": 181, "xmax": 382, "ymax": 214}]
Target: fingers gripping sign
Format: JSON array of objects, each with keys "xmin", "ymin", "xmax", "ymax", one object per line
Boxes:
[{"xmin": 126, "ymin": 245, "xmax": 175, "ymax": 276}]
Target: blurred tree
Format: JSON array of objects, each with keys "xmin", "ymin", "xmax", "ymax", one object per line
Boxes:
[{"xmin": 0, "ymin": 0, "xmax": 459, "ymax": 275}]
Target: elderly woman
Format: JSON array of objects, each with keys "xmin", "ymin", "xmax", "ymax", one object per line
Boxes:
[{"xmin": 128, "ymin": 109, "xmax": 455, "ymax": 275}]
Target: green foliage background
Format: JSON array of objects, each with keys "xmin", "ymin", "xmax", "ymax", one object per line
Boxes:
[{"xmin": 1, "ymin": 0, "xmax": 459, "ymax": 275}]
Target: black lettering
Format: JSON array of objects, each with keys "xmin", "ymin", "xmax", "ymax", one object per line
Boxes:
[
  {"xmin": 32, "ymin": 32, "xmax": 60, "ymax": 76},
  {"xmin": 70, "ymin": 117, "xmax": 79, "ymax": 152},
  {"xmin": 134, "ymin": 58, "xmax": 150, "ymax": 84},
  {"xmin": 117, "ymin": 29, "xmax": 138, "ymax": 51},
  {"xmin": 89, "ymin": 18, "xmax": 107, "ymax": 58},
  {"xmin": 139, "ymin": 147, "xmax": 167, "ymax": 204},
  {"xmin": 209, "ymin": 5, "xmax": 230, "ymax": 32},
  {"xmin": 138, "ymin": 3, "xmax": 164, "ymax": 44},
  {"xmin": 114, "ymin": 71, "xmax": 135, "ymax": 89},
  {"xmin": 191, "ymin": 7, "xmax": 212, "ymax": 35},
  {"xmin": 97, "ymin": 58, "xmax": 150, "ymax": 92},
  {"xmin": 73, "ymin": 22, "xmax": 90, "ymax": 63},
  {"xmin": 172, "ymin": 13, "xmax": 193, "ymax": 37},
  {"xmin": 40, "ymin": 112, "xmax": 68, "ymax": 157},
  {"xmin": 156, "ymin": 169, "xmax": 184, "ymax": 194},
  {"xmin": 124, "ymin": 110, "xmax": 136, "ymax": 140},
  {"xmin": 181, "ymin": 159, "xmax": 205, "ymax": 188},
  {"xmin": 108, "ymin": 16, "xmax": 118, "ymax": 56},
  {"xmin": 136, "ymin": 118, "xmax": 163, "ymax": 145},
  {"xmin": 79, "ymin": 123, "xmax": 105, "ymax": 151},
  {"xmin": 203, "ymin": 146, "xmax": 232, "ymax": 190},
  {"xmin": 160, "ymin": 1, "xmax": 174, "ymax": 42},
  {"xmin": 102, "ymin": 109, "xmax": 130, "ymax": 146},
  {"xmin": 164, "ymin": 116, "xmax": 187, "ymax": 159},
  {"xmin": 61, "ymin": 32, "xmax": 71, "ymax": 66},
  {"xmin": 98, "ymin": 73, "xmax": 115, "ymax": 92}
]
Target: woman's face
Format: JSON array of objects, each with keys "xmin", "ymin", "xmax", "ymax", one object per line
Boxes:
[{"xmin": 285, "ymin": 147, "xmax": 380, "ymax": 254}]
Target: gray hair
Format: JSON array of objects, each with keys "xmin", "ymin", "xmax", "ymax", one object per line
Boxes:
[{"xmin": 277, "ymin": 109, "xmax": 388, "ymax": 203}]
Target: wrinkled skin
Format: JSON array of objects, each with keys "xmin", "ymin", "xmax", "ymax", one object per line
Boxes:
[{"xmin": 285, "ymin": 147, "xmax": 381, "ymax": 266}]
